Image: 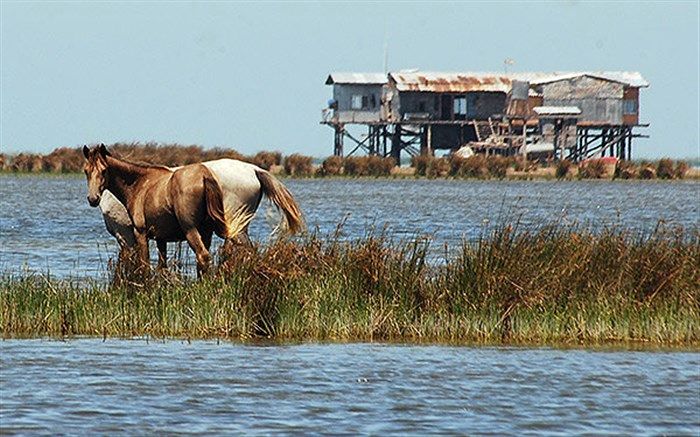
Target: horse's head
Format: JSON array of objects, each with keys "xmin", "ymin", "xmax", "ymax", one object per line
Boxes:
[{"xmin": 82, "ymin": 144, "xmax": 111, "ymax": 207}]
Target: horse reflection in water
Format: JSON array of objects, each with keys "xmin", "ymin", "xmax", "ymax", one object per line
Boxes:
[{"xmin": 82, "ymin": 144, "xmax": 303, "ymax": 277}]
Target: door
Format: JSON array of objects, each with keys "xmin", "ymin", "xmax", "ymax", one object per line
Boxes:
[{"xmin": 440, "ymin": 95, "xmax": 453, "ymax": 120}]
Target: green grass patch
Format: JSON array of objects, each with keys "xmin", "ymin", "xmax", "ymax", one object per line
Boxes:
[{"xmin": 2, "ymin": 226, "xmax": 698, "ymax": 346}]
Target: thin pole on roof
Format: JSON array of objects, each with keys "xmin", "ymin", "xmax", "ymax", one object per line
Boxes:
[
  {"xmin": 383, "ymin": 23, "xmax": 389, "ymax": 74},
  {"xmin": 504, "ymin": 58, "xmax": 515, "ymax": 74}
]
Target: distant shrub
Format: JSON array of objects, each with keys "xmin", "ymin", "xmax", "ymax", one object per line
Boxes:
[
  {"xmin": 615, "ymin": 160, "xmax": 638, "ymax": 180},
  {"xmin": 451, "ymin": 155, "xmax": 489, "ymax": 178},
  {"xmin": 13, "ymin": 142, "xmax": 691, "ymax": 182},
  {"xmin": 639, "ymin": 162, "xmax": 656, "ymax": 179},
  {"xmin": 427, "ymin": 157, "xmax": 450, "ymax": 178},
  {"xmin": 656, "ymin": 158, "xmax": 675, "ymax": 179},
  {"xmin": 674, "ymin": 161, "xmax": 689, "ymax": 179},
  {"xmin": 251, "ymin": 151, "xmax": 282, "ymax": 170},
  {"xmin": 343, "ymin": 156, "xmax": 369, "ymax": 176},
  {"xmin": 579, "ymin": 159, "xmax": 607, "ymax": 179},
  {"xmin": 42, "ymin": 147, "xmax": 83, "ymax": 173},
  {"xmin": 487, "ymin": 156, "xmax": 513, "ymax": 179},
  {"xmin": 555, "ymin": 159, "xmax": 574, "ymax": 179},
  {"xmin": 366, "ymin": 156, "xmax": 395, "ymax": 176},
  {"xmin": 321, "ymin": 156, "xmax": 344, "ymax": 176},
  {"xmin": 410, "ymin": 155, "xmax": 432, "ymax": 176},
  {"xmin": 10, "ymin": 153, "xmax": 44, "ymax": 172},
  {"xmin": 513, "ymin": 156, "xmax": 533, "ymax": 172},
  {"xmin": 108, "ymin": 142, "xmax": 245, "ymax": 167},
  {"xmin": 283, "ymin": 154, "xmax": 314, "ymax": 177}
]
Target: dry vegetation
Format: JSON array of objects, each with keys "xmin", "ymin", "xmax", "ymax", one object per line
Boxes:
[
  {"xmin": 2, "ymin": 225, "xmax": 698, "ymax": 345},
  {"xmin": 0, "ymin": 143, "xmax": 694, "ymax": 180}
]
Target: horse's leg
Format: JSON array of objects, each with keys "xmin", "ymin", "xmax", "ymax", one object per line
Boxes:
[
  {"xmin": 201, "ymin": 229, "xmax": 213, "ymax": 251},
  {"xmin": 134, "ymin": 229, "xmax": 150, "ymax": 274},
  {"xmin": 239, "ymin": 227, "xmax": 253, "ymax": 248},
  {"xmin": 156, "ymin": 239, "xmax": 168, "ymax": 271},
  {"xmin": 200, "ymin": 229, "xmax": 219, "ymax": 271},
  {"xmin": 183, "ymin": 228, "xmax": 210, "ymax": 278}
]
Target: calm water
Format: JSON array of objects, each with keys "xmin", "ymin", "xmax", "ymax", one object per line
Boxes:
[
  {"xmin": 1, "ymin": 340, "xmax": 698, "ymax": 435},
  {"xmin": 1, "ymin": 175, "xmax": 698, "ymax": 277},
  {"xmin": 2, "ymin": 177, "xmax": 699, "ymax": 434}
]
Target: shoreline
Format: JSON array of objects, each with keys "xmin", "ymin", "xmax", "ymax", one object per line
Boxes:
[
  {"xmin": 2, "ymin": 143, "xmax": 697, "ymax": 180},
  {"xmin": 2, "ymin": 169, "xmax": 699, "ymax": 181},
  {"xmin": 2, "ymin": 334, "xmax": 698, "ymax": 351}
]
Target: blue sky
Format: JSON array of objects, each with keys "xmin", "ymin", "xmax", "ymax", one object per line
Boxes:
[{"xmin": 1, "ymin": 1, "xmax": 698, "ymax": 158}]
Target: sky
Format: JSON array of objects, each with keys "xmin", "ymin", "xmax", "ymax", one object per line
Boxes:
[{"xmin": 1, "ymin": 1, "xmax": 698, "ymax": 159}]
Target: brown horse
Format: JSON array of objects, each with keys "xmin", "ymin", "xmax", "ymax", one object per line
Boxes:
[{"xmin": 83, "ymin": 144, "xmax": 261, "ymax": 277}]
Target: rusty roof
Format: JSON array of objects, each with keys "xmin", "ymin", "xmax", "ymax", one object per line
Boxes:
[
  {"xmin": 387, "ymin": 71, "xmax": 649, "ymax": 92},
  {"xmin": 389, "ymin": 72, "xmax": 514, "ymax": 92}
]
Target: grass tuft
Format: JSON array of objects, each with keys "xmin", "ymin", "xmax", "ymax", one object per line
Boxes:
[{"xmin": 2, "ymin": 225, "xmax": 698, "ymax": 345}]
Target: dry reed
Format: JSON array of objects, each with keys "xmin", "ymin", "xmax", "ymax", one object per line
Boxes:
[
  {"xmin": 2, "ymin": 144, "xmax": 694, "ymax": 181},
  {"xmin": 2, "ymin": 225, "xmax": 697, "ymax": 345}
]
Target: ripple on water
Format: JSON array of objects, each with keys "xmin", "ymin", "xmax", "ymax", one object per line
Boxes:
[
  {"xmin": 4, "ymin": 340, "xmax": 698, "ymax": 434},
  {"xmin": 1, "ymin": 176, "xmax": 699, "ymax": 277}
]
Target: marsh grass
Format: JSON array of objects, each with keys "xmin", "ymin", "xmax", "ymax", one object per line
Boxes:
[
  {"xmin": 1, "ymin": 225, "xmax": 698, "ymax": 345},
  {"xmin": 3, "ymin": 143, "xmax": 696, "ymax": 181}
]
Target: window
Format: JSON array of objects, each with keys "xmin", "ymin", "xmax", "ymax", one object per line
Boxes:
[
  {"xmin": 351, "ymin": 95, "xmax": 363, "ymax": 110},
  {"xmin": 623, "ymin": 99, "xmax": 638, "ymax": 114},
  {"xmin": 351, "ymin": 94, "xmax": 375, "ymax": 110},
  {"xmin": 418, "ymin": 101, "xmax": 426, "ymax": 112},
  {"xmin": 453, "ymin": 96, "xmax": 467, "ymax": 115}
]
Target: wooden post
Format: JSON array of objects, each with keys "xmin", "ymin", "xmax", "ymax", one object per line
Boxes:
[
  {"xmin": 382, "ymin": 126, "xmax": 388, "ymax": 157},
  {"xmin": 427, "ymin": 125, "xmax": 433, "ymax": 156},
  {"xmin": 627, "ymin": 130, "xmax": 633, "ymax": 161},
  {"xmin": 601, "ymin": 128, "xmax": 607, "ymax": 157},
  {"xmin": 419, "ymin": 126, "xmax": 428, "ymax": 156},
  {"xmin": 619, "ymin": 127, "xmax": 627, "ymax": 160},
  {"xmin": 390, "ymin": 124, "xmax": 402, "ymax": 165},
  {"xmin": 334, "ymin": 124, "xmax": 344, "ymax": 157},
  {"xmin": 553, "ymin": 119, "xmax": 561, "ymax": 161}
]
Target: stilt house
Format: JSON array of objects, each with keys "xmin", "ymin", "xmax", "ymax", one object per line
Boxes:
[{"xmin": 322, "ymin": 71, "xmax": 649, "ymax": 162}]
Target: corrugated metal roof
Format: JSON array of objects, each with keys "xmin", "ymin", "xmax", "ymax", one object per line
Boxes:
[
  {"xmin": 526, "ymin": 71, "xmax": 649, "ymax": 87},
  {"xmin": 325, "ymin": 73, "xmax": 387, "ymax": 85},
  {"xmin": 533, "ymin": 106, "xmax": 582, "ymax": 116},
  {"xmin": 387, "ymin": 71, "xmax": 649, "ymax": 91},
  {"xmin": 327, "ymin": 71, "xmax": 649, "ymax": 89},
  {"xmin": 389, "ymin": 72, "xmax": 514, "ymax": 92}
]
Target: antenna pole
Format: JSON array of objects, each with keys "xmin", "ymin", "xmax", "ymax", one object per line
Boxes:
[{"xmin": 383, "ymin": 25, "xmax": 388, "ymax": 74}]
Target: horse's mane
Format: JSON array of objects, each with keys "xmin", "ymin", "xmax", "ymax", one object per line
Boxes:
[{"xmin": 109, "ymin": 153, "xmax": 172, "ymax": 172}]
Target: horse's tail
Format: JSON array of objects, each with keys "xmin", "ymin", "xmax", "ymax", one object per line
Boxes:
[
  {"xmin": 255, "ymin": 169, "xmax": 304, "ymax": 234},
  {"xmin": 203, "ymin": 173, "xmax": 254, "ymax": 239}
]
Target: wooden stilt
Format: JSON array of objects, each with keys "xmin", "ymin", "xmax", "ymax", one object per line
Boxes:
[
  {"xmin": 391, "ymin": 125, "xmax": 402, "ymax": 165},
  {"xmin": 334, "ymin": 125, "xmax": 344, "ymax": 157}
]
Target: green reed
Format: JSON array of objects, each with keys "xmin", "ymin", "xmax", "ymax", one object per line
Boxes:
[{"xmin": 1, "ymin": 225, "xmax": 698, "ymax": 345}]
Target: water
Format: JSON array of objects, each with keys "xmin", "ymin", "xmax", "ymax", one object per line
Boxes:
[
  {"xmin": 0, "ymin": 340, "xmax": 697, "ymax": 435},
  {"xmin": 1, "ymin": 175, "xmax": 698, "ymax": 278},
  {"xmin": 2, "ymin": 178, "xmax": 699, "ymax": 434}
]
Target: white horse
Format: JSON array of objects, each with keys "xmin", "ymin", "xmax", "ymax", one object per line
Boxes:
[{"xmin": 95, "ymin": 158, "xmax": 303, "ymax": 263}]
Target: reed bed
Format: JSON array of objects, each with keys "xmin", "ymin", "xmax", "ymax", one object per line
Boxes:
[
  {"xmin": 4, "ymin": 143, "xmax": 694, "ymax": 180},
  {"xmin": 2, "ymin": 225, "xmax": 698, "ymax": 345}
]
